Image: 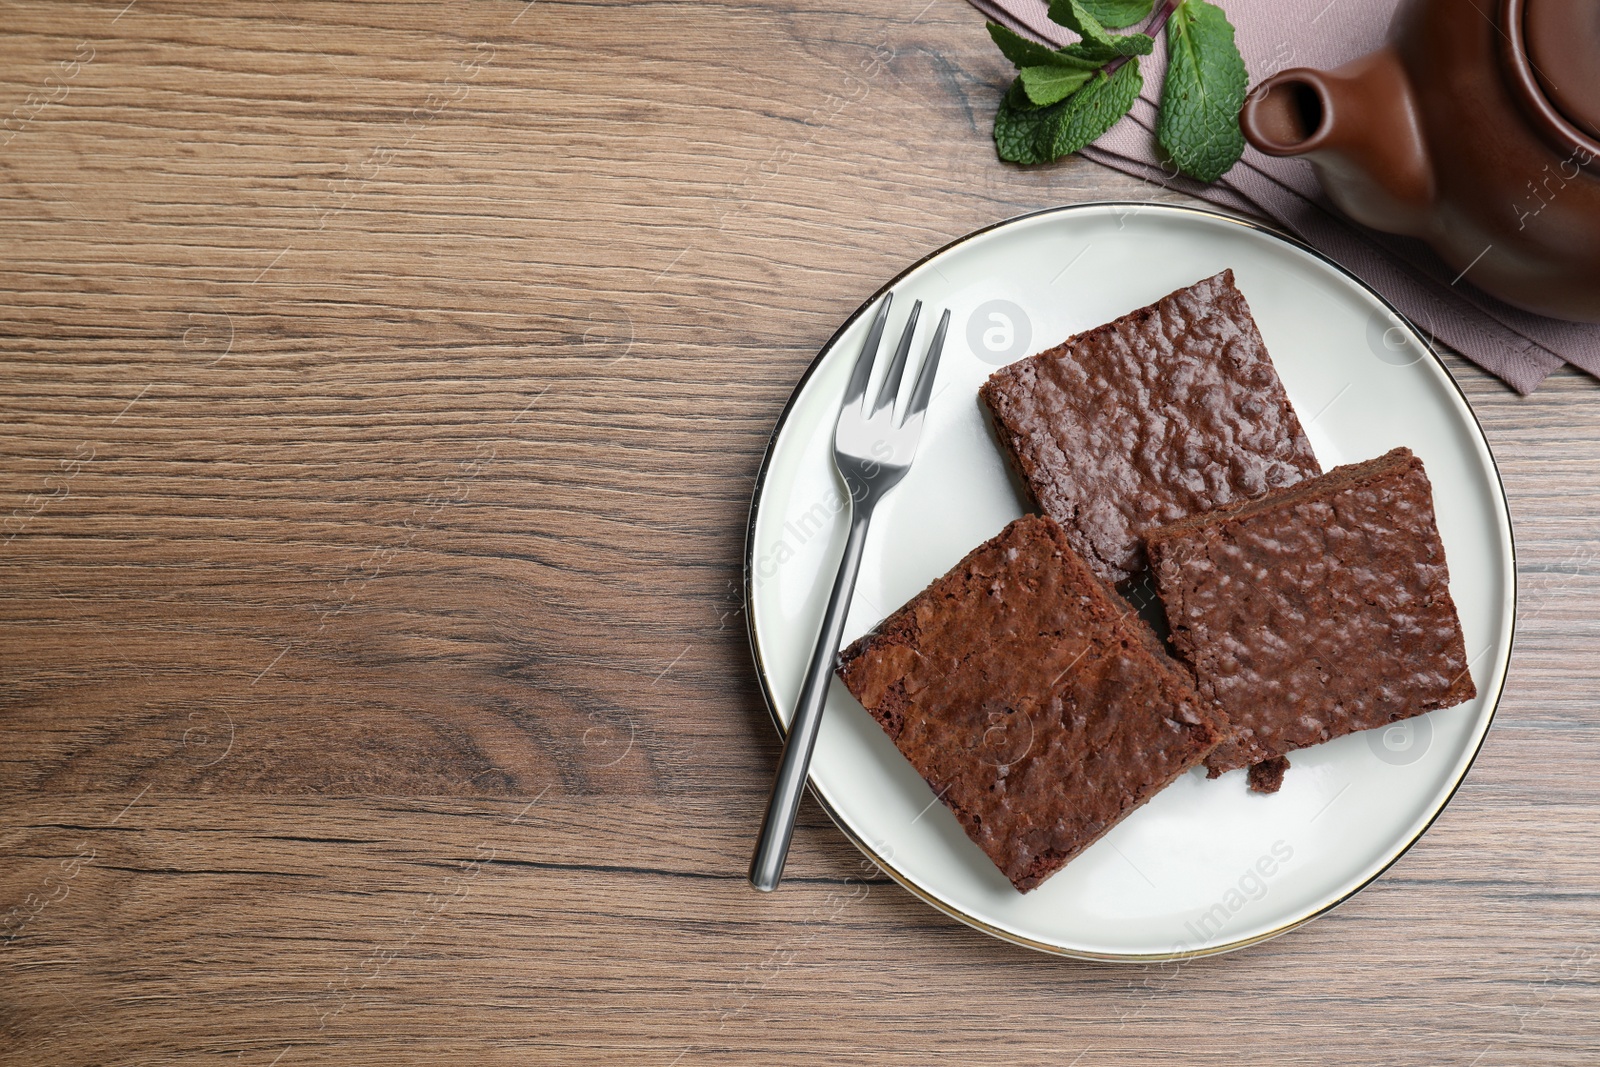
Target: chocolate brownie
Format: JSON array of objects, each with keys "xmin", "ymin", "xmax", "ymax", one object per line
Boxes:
[
  {"xmin": 836, "ymin": 514, "xmax": 1227, "ymax": 892},
  {"xmin": 1146, "ymin": 447, "xmax": 1476, "ymax": 782},
  {"xmin": 979, "ymin": 270, "xmax": 1321, "ymax": 586}
]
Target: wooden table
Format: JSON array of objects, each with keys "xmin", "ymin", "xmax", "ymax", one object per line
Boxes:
[{"xmin": 3, "ymin": 2, "xmax": 1597, "ymax": 1064}]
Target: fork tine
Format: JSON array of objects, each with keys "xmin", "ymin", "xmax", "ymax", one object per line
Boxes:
[
  {"xmin": 871, "ymin": 299, "xmax": 922, "ymax": 417},
  {"xmin": 842, "ymin": 293, "xmax": 893, "ymax": 414},
  {"xmin": 902, "ymin": 307, "xmax": 950, "ymax": 425}
]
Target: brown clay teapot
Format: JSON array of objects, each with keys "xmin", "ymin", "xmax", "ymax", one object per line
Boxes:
[{"xmin": 1239, "ymin": 0, "xmax": 1600, "ymax": 323}]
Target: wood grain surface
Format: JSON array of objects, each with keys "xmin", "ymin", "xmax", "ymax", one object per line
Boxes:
[{"xmin": 2, "ymin": 1, "xmax": 1597, "ymax": 1064}]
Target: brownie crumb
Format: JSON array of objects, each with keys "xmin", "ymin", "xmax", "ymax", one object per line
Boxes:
[{"xmin": 1247, "ymin": 756, "xmax": 1290, "ymax": 794}]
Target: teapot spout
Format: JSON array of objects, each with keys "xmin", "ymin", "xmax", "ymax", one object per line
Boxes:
[{"xmin": 1241, "ymin": 48, "xmax": 1435, "ymax": 238}]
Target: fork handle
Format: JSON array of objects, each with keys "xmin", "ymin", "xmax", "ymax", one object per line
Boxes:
[{"xmin": 749, "ymin": 503, "xmax": 873, "ymax": 892}]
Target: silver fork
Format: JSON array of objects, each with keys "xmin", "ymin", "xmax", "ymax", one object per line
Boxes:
[{"xmin": 749, "ymin": 292, "xmax": 950, "ymax": 892}]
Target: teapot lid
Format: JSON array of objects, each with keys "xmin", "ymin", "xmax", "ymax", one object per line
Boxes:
[
  {"xmin": 1502, "ymin": 0, "xmax": 1600, "ymax": 162},
  {"xmin": 1525, "ymin": 0, "xmax": 1600, "ymax": 140}
]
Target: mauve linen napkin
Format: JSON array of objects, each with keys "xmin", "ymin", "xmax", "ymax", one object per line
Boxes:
[{"xmin": 963, "ymin": 0, "xmax": 1600, "ymax": 393}]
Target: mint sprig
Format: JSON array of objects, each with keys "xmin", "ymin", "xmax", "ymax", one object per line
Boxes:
[{"xmin": 988, "ymin": 0, "xmax": 1248, "ymax": 183}]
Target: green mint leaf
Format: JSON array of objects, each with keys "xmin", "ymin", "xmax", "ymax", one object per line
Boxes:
[
  {"xmin": 1061, "ymin": 32, "xmax": 1154, "ymax": 60},
  {"xmin": 1077, "ymin": 0, "xmax": 1155, "ymax": 29},
  {"xmin": 1046, "ymin": 1, "xmax": 1155, "ymax": 54},
  {"xmin": 1042, "ymin": 58, "xmax": 1143, "ymax": 158},
  {"xmin": 1020, "ymin": 64, "xmax": 1096, "ymax": 106},
  {"xmin": 1157, "ymin": 0, "xmax": 1248, "ymax": 182},
  {"xmin": 1047, "ymin": 0, "xmax": 1117, "ymax": 45},
  {"xmin": 987, "ymin": 23, "xmax": 1107, "ymax": 71},
  {"xmin": 995, "ymin": 79, "xmax": 1056, "ymax": 164},
  {"xmin": 994, "ymin": 60, "xmax": 1143, "ymax": 165},
  {"xmin": 988, "ymin": 23, "xmax": 1066, "ymax": 68}
]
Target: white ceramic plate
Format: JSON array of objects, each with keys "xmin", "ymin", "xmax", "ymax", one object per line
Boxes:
[{"xmin": 744, "ymin": 203, "xmax": 1515, "ymax": 960}]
